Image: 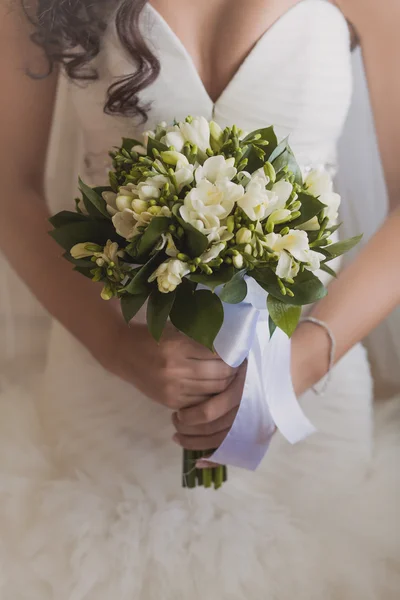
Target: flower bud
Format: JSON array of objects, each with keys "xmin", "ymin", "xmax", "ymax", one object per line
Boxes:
[
  {"xmin": 264, "ymin": 162, "xmax": 276, "ymax": 183},
  {"xmin": 70, "ymin": 243, "xmax": 100, "ymax": 260},
  {"xmin": 132, "ymin": 199, "xmax": 149, "ymax": 215},
  {"xmin": 101, "ymin": 284, "xmax": 114, "ymax": 301},
  {"xmin": 233, "ymin": 254, "xmax": 244, "ymax": 269},
  {"xmin": 148, "ymin": 206, "xmax": 162, "ymax": 216},
  {"xmin": 161, "ymin": 151, "xmax": 189, "ymax": 166},
  {"xmin": 236, "ymin": 227, "xmax": 252, "ymax": 245},
  {"xmin": 244, "ymin": 244, "xmax": 253, "ymax": 255},
  {"xmin": 227, "ymin": 216, "xmax": 236, "ymax": 233}
]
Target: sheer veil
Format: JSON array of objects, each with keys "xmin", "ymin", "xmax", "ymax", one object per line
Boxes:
[{"xmin": 0, "ymin": 50, "xmax": 399, "ymax": 396}]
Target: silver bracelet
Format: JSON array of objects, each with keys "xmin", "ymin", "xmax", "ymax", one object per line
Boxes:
[{"xmin": 299, "ymin": 317, "xmax": 336, "ymax": 396}]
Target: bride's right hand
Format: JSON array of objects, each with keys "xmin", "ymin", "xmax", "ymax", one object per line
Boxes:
[{"xmin": 106, "ymin": 322, "xmax": 238, "ymax": 410}]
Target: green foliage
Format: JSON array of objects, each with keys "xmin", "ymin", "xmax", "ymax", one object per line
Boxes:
[
  {"xmin": 219, "ymin": 270, "xmax": 248, "ymax": 304},
  {"xmin": 49, "ymin": 220, "xmax": 120, "ymax": 251},
  {"xmin": 267, "ymin": 296, "xmax": 301, "ymax": 338},
  {"xmin": 253, "ymin": 268, "xmax": 327, "ymax": 306},
  {"xmin": 190, "ymin": 265, "xmax": 235, "ymax": 291},
  {"xmin": 147, "ymin": 289, "xmax": 176, "ymax": 341},
  {"xmin": 121, "ymin": 291, "xmax": 149, "ymax": 324},
  {"xmin": 78, "ymin": 178, "xmax": 110, "ymax": 219},
  {"xmin": 322, "ymin": 235, "xmax": 363, "ymax": 260},
  {"xmin": 170, "ymin": 280, "xmax": 224, "ymax": 351}
]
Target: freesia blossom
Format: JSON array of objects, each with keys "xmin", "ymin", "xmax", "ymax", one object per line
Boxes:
[
  {"xmin": 265, "ymin": 230, "xmax": 323, "ymax": 279},
  {"xmin": 238, "ymin": 174, "xmax": 293, "ymax": 222},
  {"xmin": 305, "ymin": 168, "xmax": 341, "ymax": 225},
  {"xmin": 163, "ymin": 116, "xmax": 211, "ymax": 153},
  {"xmin": 195, "ymin": 156, "xmax": 237, "ymax": 185},
  {"xmin": 199, "ymin": 242, "xmax": 226, "ymax": 264},
  {"xmin": 180, "ymin": 179, "xmax": 244, "ymax": 240},
  {"xmin": 148, "ymin": 259, "xmax": 190, "ymax": 293}
]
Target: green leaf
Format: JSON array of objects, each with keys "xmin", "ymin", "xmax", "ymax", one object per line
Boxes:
[
  {"xmin": 242, "ymin": 126, "xmax": 278, "ymax": 152},
  {"xmin": 292, "ymin": 192, "xmax": 326, "ymax": 227},
  {"xmin": 121, "ymin": 138, "xmax": 142, "ymax": 152},
  {"xmin": 78, "ymin": 178, "xmax": 111, "ymax": 219},
  {"xmin": 322, "ymin": 234, "xmax": 363, "ymax": 260},
  {"xmin": 125, "ymin": 252, "xmax": 164, "ymax": 295},
  {"xmin": 268, "ymin": 138, "xmax": 302, "ymax": 185},
  {"xmin": 73, "ymin": 266, "xmax": 94, "ymax": 279},
  {"xmin": 267, "ymin": 296, "xmax": 301, "ymax": 338},
  {"xmin": 253, "ymin": 268, "xmax": 327, "ymax": 306},
  {"xmin": 242, "ymin": 126, "xmax": 278, "ymax": 172},
  {"xmin": 121, "ymin": 291, "xmax": 149, "ymax": 324},
  {"xmin": 147, "ymin": 289, "xmax": 176, "ymax": 342},
  {"xmin": 269, "ymin": 316, "xmax": 277, "ymax": 338},
  {"xmin": 63, "ymin": 252, "xmax": 94, "ymax": 269},
  {"xmin": 190, "ymin": 265, "xmax": 235, "ymax": 291},
  {"xmin": 219, "ymin": 270, "xmax": 248, "ymax": 304},
  {"xmin": 147, "ymin": 136, "xmax": 169, "ymax": 157},
  {"xmin": 170, "ymin": 281, "xmax": 224, "ymax": 351},
  {"xmin": 49, "ymin": 220, "xmax": 120, "ymax": 251},
  {"xmin": 135, "ymin": 216, "xmax": 171, "ymax": 259},
  {"xmin": 172, "ymin": 210, "xmax": 209, "ymax": 258},
  {"xmin": 49, "ymin": 211, "xmax": 90, "ymax": 229},
  {"xmin": 319, "ymin": 263, "xmax": 337, "ymax": 278}
]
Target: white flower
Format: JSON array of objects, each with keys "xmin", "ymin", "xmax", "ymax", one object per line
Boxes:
[
  {"xmin": 174, "ymin": 163, "xmax": 195, "ymax": 192},
  {"xmin": 238, "ymin": 175, "xmax": 293, "ymax": 222},
  {"xmin": 265, "ymin": 230, "xmax": 323, "ymax": 278},
  {"xmin": 157, "ymin": 232, "xmax": 179, "ymax": 257},
  {"xmin": 305, "ymin": 168, "xmax": 341, "ymax": 225},
  {"xmin": 233, "ymin": 254, "xmax": 244, "ymax": 269},
  {"xmin": 163, "ymin": 116, "xmax": 211, "ymax": 153},
  {"xmin": 199, "ymin": 242, "xmax": 226, "ymax": 264},
  {"xmin": 236, "ymin": 227, "xmax": 253, "ymax": 245},
  {"xmin": 148, "ymin": 259, "xmax": 190, "ymax": 293},
  {"xmin": 112, "ymin": 209, "xmax": 138, "ymax": 240},
  {"xmin": 180, "ymin": 179, "xmax": 244, "ymax": 237},
  {"xmin": 297, "ymin": 216, "xmax": 320, "ymax": 231},
  {"xmin": 102, "ymin": 191, "xmax": 119, "ymax": 216},
  {"xmin": 161, "ymin": 151, "xmax": 189, "ymax": 166},
  {"xmin": 195, "ymin": 156, "xmax": 237, "ymax": 184},
  {"xmin": 70, "ymin": 242, "xmax": 101, "ymax": 259},
  {"xmin": 132, "ymin": 144, "xmax": 147, "ymax": 156}
]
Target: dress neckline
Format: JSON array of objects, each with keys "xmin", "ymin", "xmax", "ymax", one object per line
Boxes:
[{"xmin": 146, "ymin": 0, "xmax": 348, "ymax": 109}]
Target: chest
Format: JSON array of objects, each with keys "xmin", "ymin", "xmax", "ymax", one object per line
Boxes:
[{"xmin": 148, "ymin": 0, "xmax": 336, "ymax": 103}]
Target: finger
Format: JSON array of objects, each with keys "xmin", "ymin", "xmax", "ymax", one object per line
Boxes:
[
  {"xmin": 173, "ymin": 429, "xmax": 230, "ymax": 451},
  {"xmin": 185, "ymin": 359, "xmax": 237, "ymax": 381},
  {"xmin": 178, "ymin": 364, "xmax": 246, "ymax": 426},
  {"xmin": 179, "ymin": 375, "xmax": 236, "ymax": 398},
  {"xmin": 172, "ymin": 406, "xmax": 238, "ymax": 436},
  {"xmin": 196, "ymin": 459, "xmax": 221, "ymax": 470}
]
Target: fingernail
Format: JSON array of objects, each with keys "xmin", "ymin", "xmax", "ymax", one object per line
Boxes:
[{"xmin": 196, "ymin": 459, "xmax": 211, "ymax": 469}]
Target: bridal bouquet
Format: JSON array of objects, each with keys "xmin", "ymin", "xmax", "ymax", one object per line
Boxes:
[{"xmin": 50, "ymin": 116, "xmax": 361, "ymax": 489}]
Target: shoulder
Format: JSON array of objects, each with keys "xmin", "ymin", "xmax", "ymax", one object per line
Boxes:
[{"xmin": 332, "ymin": 0, "xmax": 399, "ymax": 35}]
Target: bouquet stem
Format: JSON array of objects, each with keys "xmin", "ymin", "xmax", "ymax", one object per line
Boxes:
[{"xmin": 182, "ymin": 449, "xmax": 227, "ymax": 489}]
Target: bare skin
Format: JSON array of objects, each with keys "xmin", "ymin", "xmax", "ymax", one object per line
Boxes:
[{"xmin": 0, "ymin": 0, "xmax": 399, "ymax": 455}]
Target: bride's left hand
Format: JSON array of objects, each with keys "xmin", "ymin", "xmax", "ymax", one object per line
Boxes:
[{"xmin": 172, "ymin": 362, "xmax": 247, "ymax": 453}]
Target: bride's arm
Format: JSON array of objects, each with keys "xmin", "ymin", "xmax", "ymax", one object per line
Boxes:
[
  {"xmin": 0, "ymin": 4, "xmax": 122, "ymax": 358},
  {"xmin": 292, "ymin": 0, "xmax": 400, "ymax": 393},
  {"xmin": 0, "ymin": 3, "xmax": 237, "ymax": 407}
]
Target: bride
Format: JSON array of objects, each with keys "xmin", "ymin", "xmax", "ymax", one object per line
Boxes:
[{"xmin": 0, "ymin": 0, "xmax": 399, "ymax": 598}]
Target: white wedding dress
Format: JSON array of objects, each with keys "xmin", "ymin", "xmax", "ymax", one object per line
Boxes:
[{"xmin": 0, "ymin": 1, "xmax": 399, "ymax": 598}]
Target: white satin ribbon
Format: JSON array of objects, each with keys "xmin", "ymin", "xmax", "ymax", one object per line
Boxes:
[{"xmin": 209, "ymin": 278, "xmax": 316, "ymax": 470}]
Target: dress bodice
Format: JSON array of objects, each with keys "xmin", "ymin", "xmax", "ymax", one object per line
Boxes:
[{"xmin": 65, "ymin": 0, "xmax": 353, "ymax": 187}]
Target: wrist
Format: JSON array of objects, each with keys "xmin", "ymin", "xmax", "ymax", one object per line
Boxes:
[{"xmin": 291, "ymin": 321, "xmax": 332, "ymax": 396}]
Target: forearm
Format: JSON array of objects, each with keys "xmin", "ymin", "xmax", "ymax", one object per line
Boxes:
[
  {"xmin": 292, "ymin": 208, "xmax": 400, "ymax": 394},
  {"xmin": 1, "ymin": 186, "xmax": 122, "ymax": 359}
]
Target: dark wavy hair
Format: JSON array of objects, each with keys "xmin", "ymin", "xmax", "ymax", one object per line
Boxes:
[{"xmin": 23, "ymin": 0, "xmax": 160, "ymax": 121}]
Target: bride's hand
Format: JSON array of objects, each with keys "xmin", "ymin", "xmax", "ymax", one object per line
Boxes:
[
  {"xmin": 171, "ymin": 362, "xmax": 247, "ymax": 451},
  {"xmin": 107, "ymin": 322, "xmax": 238, "ymax": 410}
]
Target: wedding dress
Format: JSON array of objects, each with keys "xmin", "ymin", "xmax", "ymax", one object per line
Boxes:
[{"xmin": 0, "ymin": 1, "xmax": 399, "ymax": 598}]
